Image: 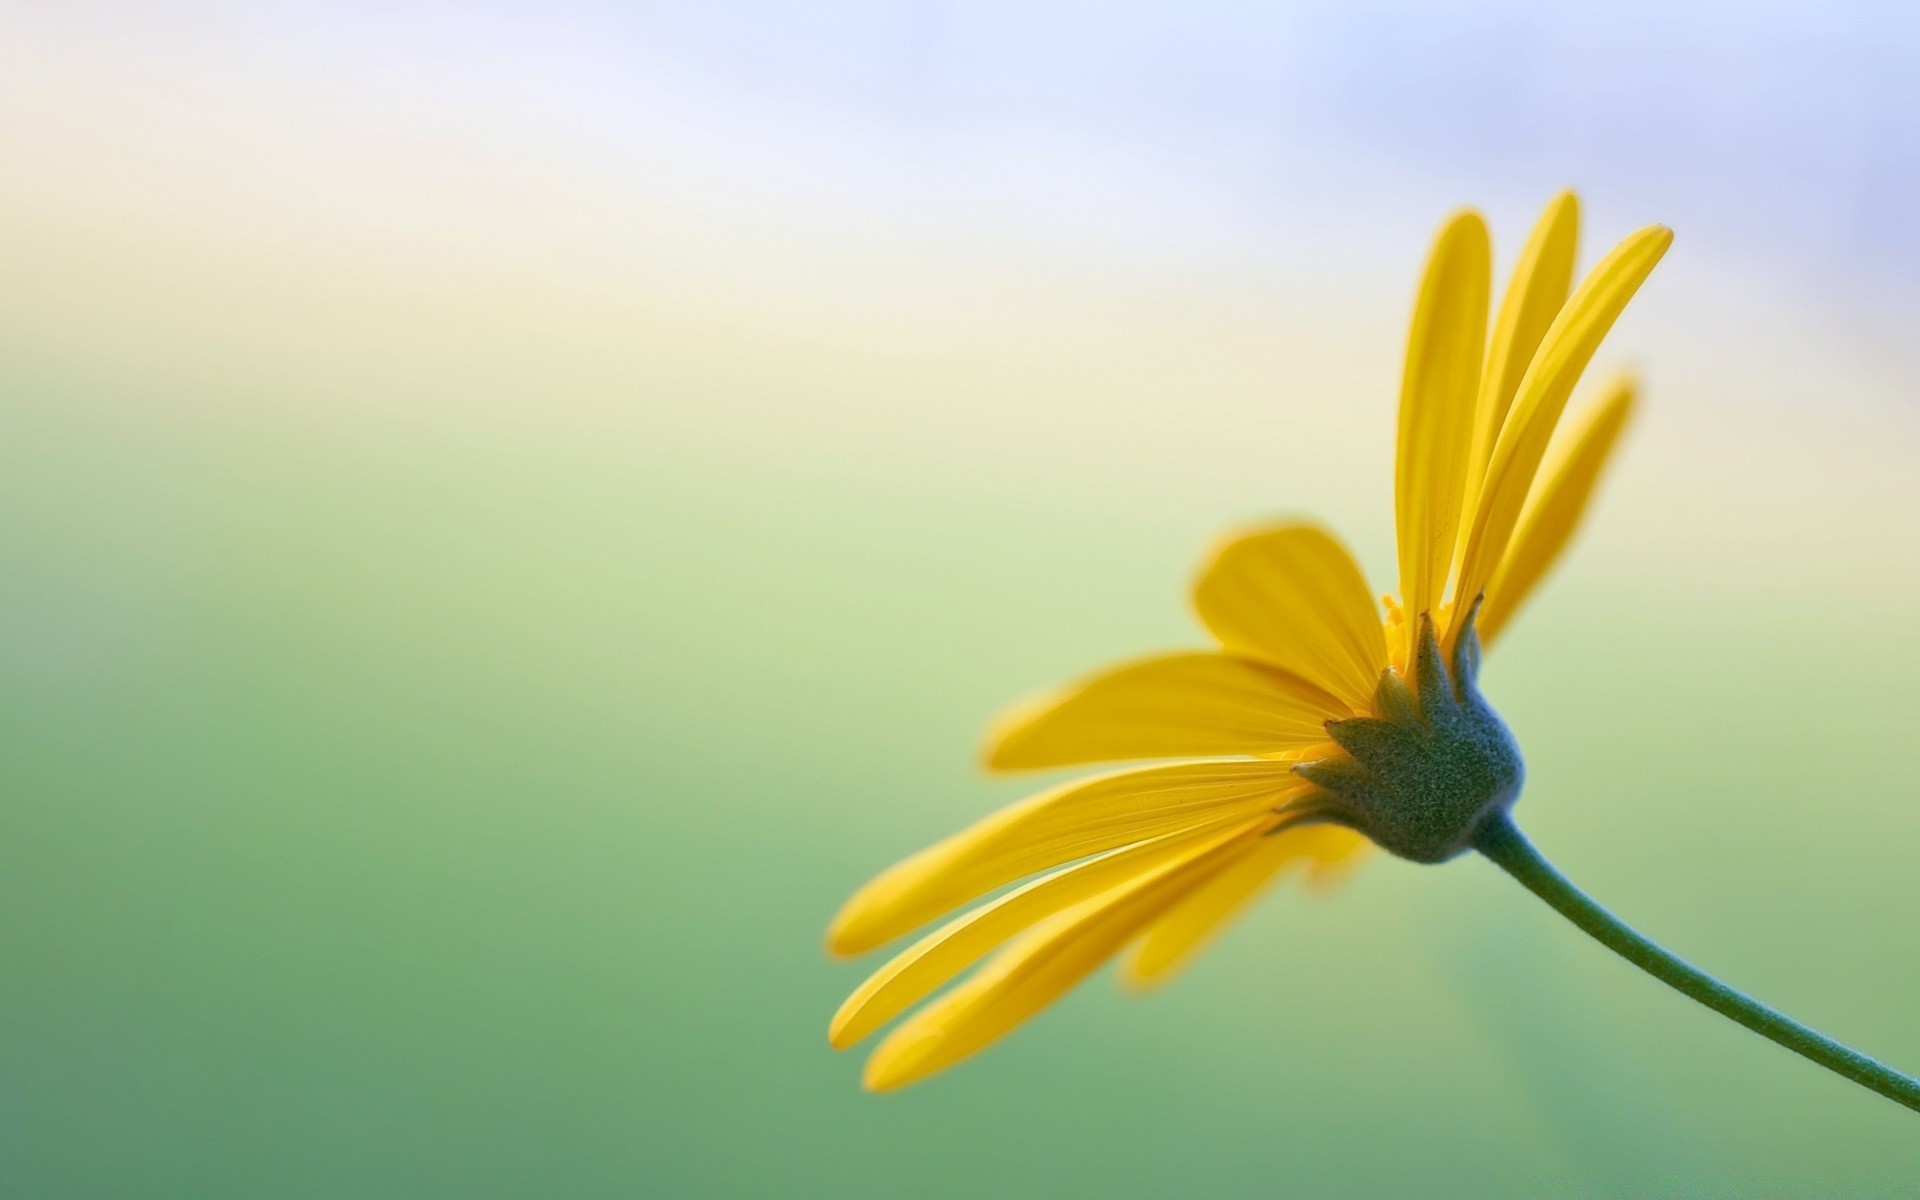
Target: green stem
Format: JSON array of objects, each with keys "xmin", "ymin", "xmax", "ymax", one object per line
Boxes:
[{"xmin": 1474, "ymin": 813, "xmax": 1920, "ymax": 1114}]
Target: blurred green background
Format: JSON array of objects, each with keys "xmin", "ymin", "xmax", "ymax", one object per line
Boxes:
[{"xmin": 3, "ymin": 4, "xmax": 1920, "ymax": 1196}]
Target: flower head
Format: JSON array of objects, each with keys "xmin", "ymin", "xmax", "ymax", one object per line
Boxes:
[{"xmin": 827, "ymin": 192, "xmax": 1670, "ymax": 1092}]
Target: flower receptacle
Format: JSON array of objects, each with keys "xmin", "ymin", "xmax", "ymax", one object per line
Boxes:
[{"xmin": 1293, "ymin": 601, "xmax": 1523, "ymax": 864}]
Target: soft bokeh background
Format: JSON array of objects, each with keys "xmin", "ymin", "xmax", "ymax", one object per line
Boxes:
[{"xmin": 3, "ymin": 3, "xmax": 1919, "ymax": 1195}]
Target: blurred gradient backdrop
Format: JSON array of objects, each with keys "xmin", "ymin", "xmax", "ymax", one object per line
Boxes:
[{"xmin": 4, "ymin": 3, "xmax": 1920, "ymax": 1196}]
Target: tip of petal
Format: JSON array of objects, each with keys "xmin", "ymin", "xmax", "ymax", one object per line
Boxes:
[
  {"xmin": 825, "ymin": 909, "xmax": 889, "ymax": 960},
  {"xmin": 977, "ymin": 688, "xmax": 1063, "ymax": 772},
  {"xmin": 826, "ymin": 890, "xmax": 896, "ymax": 958},
  {"xmin": 1600, "ymin": 371, "xmax": 1641, "ymax": 411},
  {"xmin": 1618, "ymin": 224, "xmax": 1674, "ymax": 267},
  {"xmin": 861, "ymin": 1070, "xmax": 905, "ymax": 1094},
  {"xmin": 1434, "ymin": 207, "xmax": 1492, "ymax": 257},
  {"xmin": 1542, "ymin": 188, "xmax": 1581, "ymax": 224},
  {"xmin": 978, "ymin": 741, "xmax": 1020, "ymax": 772},
  {"xmin": 1117, "ymin": 954, "xmax": 1170, "ymax": 994},
  {"xmin": 826, "ymin": 836, "xmax": 967, "ymax": 957},
  {"xmin": 827, "ymin": 1000, "xmax": 863, "ymax": 1050},
  {"xmin": 861, "ymin": 1038, "xmax": 935, "ymax": 1093}
]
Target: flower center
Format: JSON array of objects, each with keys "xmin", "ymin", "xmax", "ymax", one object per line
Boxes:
[{"xmin": 1293, "ymin": 601, "xmax": 1523, "ymax": 864}]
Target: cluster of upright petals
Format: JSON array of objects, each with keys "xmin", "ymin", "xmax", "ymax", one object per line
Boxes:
[{"xmin": 827, "ymin": 191, "xmax": 1670, "ymax": 1092}]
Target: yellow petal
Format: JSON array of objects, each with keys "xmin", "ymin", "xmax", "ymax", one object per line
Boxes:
[
  {"xmin": 1122, "ymin": 822, "xmax": 1370, "ymax": 987},
  {"xmin": 1451, "ymin": 224, "xmax": 1670, "ymax": 645},
  {"xmin": 829, "ymin": 820, "xmax": 1253, "ymax": 1049},
  {"xmin": 1121, "ymin": 829, "xmax": 1298, "ymax": 987},
  {"xmin": 982, "ymin": 651, "xmax": 1347, "ymax": 773},
  {"xmin": 1300, "ymin": 824, "xmax": 1371, "ymax": 890},
  {"xmin": 826, "ymin": 759, "xmax": 1314, "ymax": 956},
  {"xmin": 861, "ymin": 822, "xmax": 1271, "ymax": 1091},
  {"xmin": 1395, "ymin": 209, "xmax": 1491, "ymax": 664},
  {"xmin": 1478, "ymin": 375, "xmax": 1637, "ymax": 646},
  {"xmin": 1462, "ymin": 191, "xmax": 1580, "ymax": 516},
  {"xmin": 1190, "ymin": 522, "xmax": 1387, "ymax": 712}
]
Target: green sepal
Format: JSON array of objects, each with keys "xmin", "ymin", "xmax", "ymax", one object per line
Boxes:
[{"xmin": 1291, "ymin": 598, "xmax": 1523, "ymax": 864}]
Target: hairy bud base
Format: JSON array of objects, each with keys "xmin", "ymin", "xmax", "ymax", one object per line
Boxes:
[{"xmin": 1294, "ymin": 604, "xmax": 1523, "ymax": 863}]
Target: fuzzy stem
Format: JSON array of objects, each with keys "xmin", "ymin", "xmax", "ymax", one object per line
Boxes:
[{"xmin": 1474, "ymin": 813, "xmax": 1920, "ymax": 1114}]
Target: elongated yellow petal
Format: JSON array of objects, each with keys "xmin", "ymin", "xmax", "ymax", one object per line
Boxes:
[
  {"xmin": 982, "ymin": 651, "xmax": 1347, "ymax": 772},
  {"xmin": 1462, "ymin": 191, "xmax": 1579, "ymax": 517},
  {"xmin": 1190, "ymin": 523, "xmax": 1387, "ymax": 712},
  {"xmin": 1123, "ymin": 822, "xmax": 1369, "ymax": 987},
  {"xmin": 1451, "ymin": 225, "xmax": 1670, "ymax": 645},
  {"xmin": 1478, "ymin": 376, "xmax": 1637, "ymax": 646},
  {"xmin": 827, "ymin": 759, "xmax": 1314, "ymax": 956},
  {"xmin": 830, "ymin": 821, "xmax": 1251, "ymax": 1049},
  {"xmin": 862, "ymin": 821, "xmax": 1271, "ymax": 1091},
  {"xmin": 1395, "ymin": 210, "xmax": 1491, "ymax": 663},
  {"xmin": 1121, "ymin": 828, "xmax": 1298, "ymax": 987}
]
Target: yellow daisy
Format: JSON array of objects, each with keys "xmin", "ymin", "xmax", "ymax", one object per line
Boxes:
[
  {"xmin": 825, "ymin": 195, "xmax": 1920, "ymax": 1112},
  {"xmin": 825, "ymin": 191, "xmax": 1665, "ymax": 1092}
]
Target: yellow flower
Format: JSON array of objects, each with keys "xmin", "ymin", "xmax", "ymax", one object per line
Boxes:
[{"xmin": 826, "ymin": 192, "xmax": 1671, "ymax": 1092}]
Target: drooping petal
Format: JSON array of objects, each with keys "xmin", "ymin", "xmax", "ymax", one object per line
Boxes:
[
  {"xmin": 861, "ymin": 821, "xmax": 1272, "ymax": 1091},
  {"xmin": 1462, "ymin": 191, "xmax": 1580, "ymax": 513},
  {"xmin": 981, "ymin": 651, "xmax": 1347, "ymax": 772},
  {"xmin": 1300, "ymin": 824, "xmax": 1371, "ymax": 890},
  {"xmin": 827, "ymin": 759, "xmax": 1314, "ymax": 956},
  {"xmin": 1450, "ymin": 224, "xmax": 1670, "ymax": 645},
  {"xmin": 1478, "ymin": 375, "xmax": 1637, "ymax": 646},
  {"xmin": 830, "ymin": 820, "xmax": 1254, "ymax": 1049},
  {"xmin": 1190, "ymin": 522, "xmax": 1388, "ymax": 712},
  {"xmin": 1395, "ymin": 210, "xmax": 1492, "ymax": 664},
  {"xmin": 1121, "ymin": 828, "xmax": 1300, "ymax": 986},
  {"xmin": 1122, "ymin": 822, "xmax": 1369, "ymax": 987}
]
